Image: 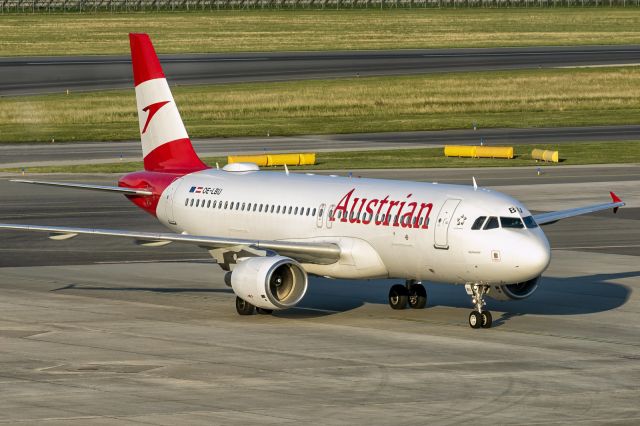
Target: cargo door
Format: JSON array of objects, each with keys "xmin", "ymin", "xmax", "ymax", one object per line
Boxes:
[{"xmin": 433, "ymin": 199, "xmax": 461, "ymax": 249}]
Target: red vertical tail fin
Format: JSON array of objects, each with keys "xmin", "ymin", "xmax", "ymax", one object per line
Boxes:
[{"xmin": 129, "ymin": 33, "xmax": 207, "ymax": 173}]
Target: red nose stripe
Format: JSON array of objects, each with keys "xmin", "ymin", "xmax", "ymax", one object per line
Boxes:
[
  {"xmin": 129, "ymin": 33, "xmax": 165, "ymax": 87},
  {"xmin": 143, "ymin": 138, "xmax": 209, "ymax": 173}
]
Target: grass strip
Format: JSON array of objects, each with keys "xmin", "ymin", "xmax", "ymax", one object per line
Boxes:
[
  {"xmin": 2, "ymin": 67, "xmax": 640, "ymax": 143},
  {"xmin": 5, "ymin": 142, "xmax": 639, "ymax": 174},
  {"xmin": 3, "ymin": 10, "xmax": 640, "ymax": 56}
]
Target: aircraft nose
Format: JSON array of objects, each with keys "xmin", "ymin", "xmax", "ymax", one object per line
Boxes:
[{"xmin": 524, "ymin": 232, "xmax": 551, "ymax": 276}]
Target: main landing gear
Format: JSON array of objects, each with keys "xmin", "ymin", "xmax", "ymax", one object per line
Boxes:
[
  {"xmin": 466, "ymin": 283, "xmax": 492, "ymax": 329},
  {"xmin": 235, "ymin": 296, "xmax": 273, "ymax": 316},
  {"xmin": 388, "ymin": 280, "xmax": 427, "ymax": 310}
]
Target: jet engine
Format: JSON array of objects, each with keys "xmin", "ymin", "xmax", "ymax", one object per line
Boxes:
[
  {"xmin": 226, "ymin": 256, "xmax": 308, "ymax": 310},
  {"xmin": 487, "ymin": 276, "xmax": 540, "ymax": 301}
]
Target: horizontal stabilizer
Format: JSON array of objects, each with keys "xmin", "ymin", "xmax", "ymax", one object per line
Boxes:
[{"xmin": 11, "ymin": 179, "xmax": 153, "ymax": 196}]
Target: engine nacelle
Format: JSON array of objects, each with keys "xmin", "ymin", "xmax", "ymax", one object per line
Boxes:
[
  {"xmin": 487, "ymin": 276, "xmax": 540, "ymax": 301},
  {"xmin": 228, "ymin": 256, "xmax": 308, "ymax": 310}
]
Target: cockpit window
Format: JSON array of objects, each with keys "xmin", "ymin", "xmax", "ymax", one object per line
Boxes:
[
  {"xmin": 523, "ymin": 216, "xmax": 538, "ymax": 229},
  {"xmin": 471, "ymin": 216, "xmax": 487, "ymax": 230},
  {"xmin": 500, "ymin": 217, "xmax": 524, "ymax": 229},
  {"xmin": 483, "ymin": 216, "xmax": 499, "ymax": 230}
]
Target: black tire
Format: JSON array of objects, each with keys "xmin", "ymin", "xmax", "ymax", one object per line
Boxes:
[
  {"xmin": 236, "ymin": 297, "xmax": 255, "ymax": 315},
  {"xmin": 256, "ymin": 307, "xmax": 274, "ymax": 315},
  {"xmin": 468, "ymin": 311, "xmax": 482, "ymax": 329},
  {"xmin": 481, "ymin": 311, "xmax": 493, "ymax": 329},
  {"xmin": 408, "ymin": 284, "xmax": 427, "ymax": 309},
  {"xmin": 388, "ymin": 284, "xmax": 409, "ymax": 310}
]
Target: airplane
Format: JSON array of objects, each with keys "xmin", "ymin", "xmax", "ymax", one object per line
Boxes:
[{"xmin": 0, "ymin": 33, "xmax": 625, "ymax": 329}]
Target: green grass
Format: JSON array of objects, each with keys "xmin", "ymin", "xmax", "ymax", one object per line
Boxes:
[
  {"xmin": 2, "ymin": 67, "xmax": 640, "ymax": 143},
  {"xmin": 5, "ymin": 142, "xmax": 639, "ymax": 174},
  {"xmin": 3, "ymin": 9, "xmax": 640, "ymax": 56}
]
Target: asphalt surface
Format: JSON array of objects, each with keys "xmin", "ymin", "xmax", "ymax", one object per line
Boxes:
[
  {"xmin": 3, "ymin": 45, "xmax": 640, "ymax": 96},
  {"xmin": 0, "ymin": 166, "xmax": 638, "ymax": 424},
  {"xmin": 3, "ymin": 125, "xmax": 640, "ymax": 169}
]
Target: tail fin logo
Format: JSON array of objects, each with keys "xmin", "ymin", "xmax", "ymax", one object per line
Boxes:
[{"xmin": 141, "ymin": 100, "xmax": 170, "ymax": 134}]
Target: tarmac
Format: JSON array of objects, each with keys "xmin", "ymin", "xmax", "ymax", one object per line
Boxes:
[{"xmin": 0, "ymin": 166, "xmax": 638, "ymax": 424}]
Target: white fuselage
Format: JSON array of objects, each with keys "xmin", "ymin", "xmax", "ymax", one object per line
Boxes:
[{"xmin": 156, "ymin": 168, "xmax": 551, "ymax": 285}]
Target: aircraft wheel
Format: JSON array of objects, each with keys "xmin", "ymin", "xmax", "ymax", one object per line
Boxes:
[
  {"xmin": 236, "ymin": 297, "xmax": 255, "ymax": 315},
  {"xmin": 256, "ymin": 307, "xmax": 274, "ymax": 315},
  {"xmin": 388, "ymin": 284, "xmax": 409, "ymax": 310},
  {"xmin": 468, "ymin": 311, "xmax": 482, "ymax": 329},
  {"xmin": 481, "ymin": 311, "xmax": 493, "ymax": 329},
  {"xmin": 408, "ymin": 284, "xmax": 427, "ymax": 309}
]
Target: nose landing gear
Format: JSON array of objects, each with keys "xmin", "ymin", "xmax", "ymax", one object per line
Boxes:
[
  {"xmin": 388, "ymin": 280, "xmax": 427, "ymax": 310},
  {"xmin": 466, "ymin": 283, "xmax": 492, "ymax": 329}
]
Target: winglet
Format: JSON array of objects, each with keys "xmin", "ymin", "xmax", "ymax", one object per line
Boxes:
[
  {"xmin": 610, "ymin": 191, "xmax": 623, "ymax": 214},
  {"xmin": 610, "ymin": 191, "xmax": 622, "ymax": 203}
]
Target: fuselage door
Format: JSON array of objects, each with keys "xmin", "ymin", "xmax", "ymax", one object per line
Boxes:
[
  {"xmin": 326, "ymin": 204, "xmax": 336, "ymax": 229},
  {"xmin": 164, "ymin": 178, "xmax": 182, "ymax": 226},
  {"xmin": 316, "ymin": 203, "xmax": 326, "ymax": 228},
  {"xmin": 434, "ymin": 199, "xmax": 461, "ymax": 249}
]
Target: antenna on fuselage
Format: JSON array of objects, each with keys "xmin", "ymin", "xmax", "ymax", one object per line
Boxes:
[
  {"xmin": 284, "ymin": 163, "xmax": 289, "ymax": 176},
  {"xmin": 472, "ymin": 176, "xmax": 478, "ymax": 191},
  {"xmin": 216, "ymin": 162, "xmax": 220, "ymax": 170}
]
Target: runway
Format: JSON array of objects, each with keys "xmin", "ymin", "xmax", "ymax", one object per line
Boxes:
[
  {"xmin": 3, "ymin": 45, "xmax": 640, "ymax": 96},
  {"xmin": 0, "ymin": 166, "xmax": 638, "ymax": 423},
  {"xmin": 3, "ymin": 125, "xmax": 640, "ymax": 169}
]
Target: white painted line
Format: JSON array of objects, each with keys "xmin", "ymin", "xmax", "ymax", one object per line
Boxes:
[
  {"xmin": 293, "ymin": 306, "xmax": 340, "ymax": 314},
  {"xmin": 556, "ymin": 63, "xmax": 640, "ymax": 69},
  {"xmin": 554, "ymin": 244, "xmax": 640, "ymax": 250}
]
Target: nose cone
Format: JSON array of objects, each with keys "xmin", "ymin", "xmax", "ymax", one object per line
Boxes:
[{"xmin": 522, "ymin": 230, "xmax": 551, "ymax": 277}]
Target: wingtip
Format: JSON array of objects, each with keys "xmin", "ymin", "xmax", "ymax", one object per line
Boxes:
[{"xmin": 610, "ymin": 191, "xmax": 622, "ymax": 203}]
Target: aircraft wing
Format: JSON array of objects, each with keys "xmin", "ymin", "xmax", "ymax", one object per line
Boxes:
[
  {"xmin": 533, "ymin": 192, "xmax": 625, "ymax": 226},
  {"xmin": 0, "ymin": 223, "xmax": 341, "ymax": 265}
]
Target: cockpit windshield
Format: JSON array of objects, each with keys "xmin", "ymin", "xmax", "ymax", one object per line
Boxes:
[
  {"xmin": 471, "ymin": 215, "xmax": 538, "ymax": 230},
  {"xmin": 500, "ymin": 217, "xmax": 524, "ymax": 229}
]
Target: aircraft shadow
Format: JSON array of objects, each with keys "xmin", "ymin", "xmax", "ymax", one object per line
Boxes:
[
  {"xmin": 287, "ymin": 270, "xmax": 636, "ymax": 322},
  {"xmin": 49, "ymin": 271, "xmax": 635, "ymax": 325}
]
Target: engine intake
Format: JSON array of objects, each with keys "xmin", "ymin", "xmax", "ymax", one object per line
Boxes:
[
  {"xmin": 229, "ymin": 256, "xmax": 308, "ymax": 310},
  {"xmin": 487, "ymin": 276, "xmax": 540, "ymax": 301}
]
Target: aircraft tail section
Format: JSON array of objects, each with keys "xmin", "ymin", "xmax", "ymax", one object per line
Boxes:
[{"xmin": 129, "ymin": 33, "xmax": 207, "ymax": 173}]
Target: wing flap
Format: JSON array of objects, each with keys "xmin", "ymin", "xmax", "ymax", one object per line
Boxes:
[
  {"xmin": 0, "ymin": 223, "xmax": 340, "ymax": 265},
  {"xmin": 533, "ymin": 192, "xmax": 625, "ymax": 226}
]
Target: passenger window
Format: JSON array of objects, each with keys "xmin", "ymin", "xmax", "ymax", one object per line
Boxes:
[
  {"xmin": 196, "ymin": 199, "xmax": 200, "ymax": 207},
  {"xmin": 483, "ymin": 216, "xmax": 499, "ymax": 230},
  {"xmin": 523, "ymin": 216, "xmax": 538, "ymax": 228},
  {"xmin": 236, "ymin": 203, "xmax": 240, "ymax": 210},
  {"xmin": 190, "ymin": 199, "xmax": 194, "ymax": 207},
  {"xmin": 224, "ymin": 201, "xmax": 228, "ymax": 209},
  {"xmin": 500, "ymin": 217, "xmax": 524, "ymax": 229},
  {"xmin": 313, "ymin": 208, "xmax": 317, "ymax": 216},
  {"xmin": 247, "ymin": 203, "xmax": 251, "ymax": 210},
  {"xmin": 270, "ymin": 205, "xmax": 275, "ymax": 213},
  {"xmin": 242, "ymin": 202, "xmax": 246, "ymax": 211},
  {"xmin": 213, "ymin": 200, "xmax": 217, "ymax": 208},
  {"xmin": 185, "ymin": 198, "xmax": 189, "ymax": 206},
  {"xmin": 306, "ymin": 208, "xmax": 310, "ymax": 216},
  {"xmin": 230, "ymin": 202, "xmax": 234, "ymax": 210},
  {"xmin": 294, "ymin": 207, "xmax": 299, "ymax": 215},
  {"xmin": 202, "ymin": 200, "xmax": 206, "ymax": 208},
  {"xmin": 471, "ymin": 216, "xmax": 487, "ymax": 230},
  {"xmin": 277, "ymin": 205, "xmax": 281, "ymax": 213}
]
